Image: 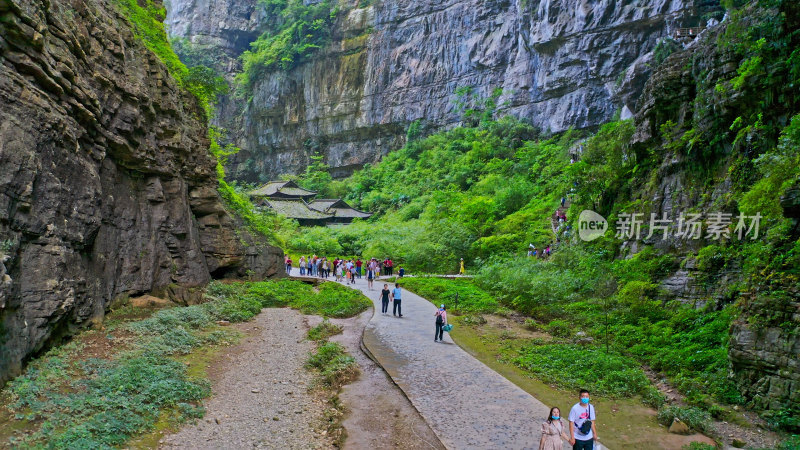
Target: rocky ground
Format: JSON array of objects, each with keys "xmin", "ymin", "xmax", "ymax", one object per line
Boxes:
[
  {"xmin": 161, "ymin": 308, "xmax": 333, "ymax": 449},
  {"xmin": 162, "ymin": 306, "xmax": 441, "ymax": 449}
]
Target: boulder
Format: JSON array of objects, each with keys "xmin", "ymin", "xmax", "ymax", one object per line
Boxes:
[{"xmin": 668, "ymin": 418, "xmax": 691, "ymax": 435}]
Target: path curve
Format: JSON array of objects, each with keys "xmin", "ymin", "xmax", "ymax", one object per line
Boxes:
[{"xmin": 342, "ymin": 276, "xmax": 551, "ymax": 449}]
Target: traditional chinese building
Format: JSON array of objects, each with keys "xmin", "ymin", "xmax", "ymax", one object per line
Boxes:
[
  {"xmin": 249, "ymin": 180, "xmax": 317, "ymax": 202},
  {"xmin": 248, "ymin": 181, "xmax": 372, "ymax": 226},
  {"xmin": 308, "ymin": 199, "xmax": 372, "ymax": 224},
  {"xmin": 262, "ymin": 198, "xmax": 333, "ymax": 226}
]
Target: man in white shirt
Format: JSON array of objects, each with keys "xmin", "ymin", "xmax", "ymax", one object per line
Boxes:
[{"xmin": 568, "ymin": 389, "xmax": 597, "ymax": 449}]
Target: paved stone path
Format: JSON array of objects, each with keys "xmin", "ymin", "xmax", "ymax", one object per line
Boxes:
[{"xmin": 347, "ymin": 277, "xmax": 552, "ymax": 449}]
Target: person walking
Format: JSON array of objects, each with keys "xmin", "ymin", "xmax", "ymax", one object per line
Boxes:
[
  {"xmin": 367, "ymin": 262, "xmax": 375, "ymax": 290},
  {"xmin": 356, "ymin": 258, "xmax": 362, "ymax": 278},
  {"xmin": 380, "ymin": 284, "xmax": 391, "ymax": 315},
  {"xmin": 434, "ymin": 305, "xmax": 447, "ymax": 342},
  {"xmin": 568, "ymin": 389, "xmax": 598, "ymax": 450},
  {"xmin": 299, "ymin": 256, "xmax": 306, "ymax": 276},
  {"xmin": 335, "ymin": 263, "xmax": 343, "ymax": 282},
  {"xmin": 285, "ymin": 256, "xmax": 292, "ymax": 276},
  {"xmin": 539, "ymin": 407, "xmax": 570, "ymax": 450},
  {"xmin": 387, "ymin": 258, "xmax": 393, "ymax": 276},
  {"xmin": 391, "ymin": 283, "xmax": 403, "ymax": 317}
]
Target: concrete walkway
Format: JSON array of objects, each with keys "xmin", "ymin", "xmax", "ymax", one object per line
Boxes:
[{"xmin": 343, "ymin": 276, "xmax": 551, "ymax": 449}]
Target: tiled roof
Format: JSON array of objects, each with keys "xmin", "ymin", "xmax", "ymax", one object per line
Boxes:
[
  {"xmin": 331, "ymin": 206, "xmax": 372, "ymax": 219},
  {"xmin": 249, "ymin": 180, "xmax": 316, "ymax": 198},
  {"xmin": 308, "ymin": 199, "xmax": 344, "ymax": 212},
  {"xmin": 265, "ymin": 199, "xmax": 333, "ymax": 220}
]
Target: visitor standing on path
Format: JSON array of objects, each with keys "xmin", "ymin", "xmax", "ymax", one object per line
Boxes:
[
  {"xmin": 459, "ymin": 258, "xmax": 465, "ymax": 275},
  {"xmin": 539, "ymin": 407, "xmax": 570, "ymax": 450},
  {"xmin": 356, "ymin": 258, "xmax": 362, "ymax": 278},
  {"xmin": 391, "ymin": 283, "xmax": 403, "ymax": 317},
  {"xmin": 380, "ymin": 284, "xmax": 391, "ymax": 314},
  {"xmin": 367, "ymin": 261, "xmax": 375, "ymax": 290},
  {"xmin": 285, "ymin": 256, "xmax": 292, "ymax": 275},
  {"xmin": 568, "ymin": 390, "xmax": 598, "ymax": 450},
  {"xmin": 434, "ymin": 305, "xmax": 447, "ymax": 342}
]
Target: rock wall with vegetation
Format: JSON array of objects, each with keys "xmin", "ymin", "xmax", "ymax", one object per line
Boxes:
[
  {"xmin": 0, "ymin": 0, "xmax": 283, "ymax": 385},
  {"xmin": 265, "ymin": 0, "xmax": 799, "ymax": 431},
  {"xmin": 166, "ymin": 0, "xmax": 721, "ymax": 181}
]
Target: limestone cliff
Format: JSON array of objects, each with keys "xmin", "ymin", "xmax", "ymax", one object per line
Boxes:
[
  {"xmin": 167, "ymin": 0, "xmax": 715, "ymax": 180},
  {"xmin": 629, "ymin": 1, "xmax": 800, "ymax": 411},
  {"xmin": 0, "ymin": 0, "xmax": 283, "ymax": 384}
]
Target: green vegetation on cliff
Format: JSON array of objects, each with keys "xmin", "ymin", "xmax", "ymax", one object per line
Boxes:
[
  {"xmin": 114, "ymin": 0, "xmax": 228, "ymax": 115},
  {"xmin": 238, "ymin": 0, "xmax": 339, "ymax": 92},
  {"xmin": 268, "ymin": 0, "xmax": 800, "ymax": 429}
]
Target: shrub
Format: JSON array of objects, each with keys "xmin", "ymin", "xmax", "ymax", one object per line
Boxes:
[
  {"xmin": 513, "ymin": 344, "xmax": 651, "ymax": 397},
  {"xmin": 305, "ymin": 342, "xmax": 358, "ymax": 388},
  {"xmin": 657, "ymin": 405, "xmax": 712, "ymax": 432},
  {"xmin": 399, "ymin": 277, "xmax": 498, "ymax": 313},
  {"xmin": 544, "ymin": 319, "xmax": 572, "ymax": 338}
]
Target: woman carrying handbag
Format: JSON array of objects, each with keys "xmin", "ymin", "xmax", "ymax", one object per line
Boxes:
[{"xmin": 540, "ymin": 407, "xmax": 570, "ymax": 450}]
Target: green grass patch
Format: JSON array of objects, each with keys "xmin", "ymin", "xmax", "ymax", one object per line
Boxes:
[
  {"xmin": 308, "ymin": 319, "xmax": 344, "ymax": 341},
  {"xmin": 305, "ymin": 341, "xmax": 358, "ymax": 389},
  {"xmin": 512, "ymin": 343, "xmax": 652, "ymax": 398},
  {"xmin": 206, "ymin": 279, "xmax": 371, "ymax": 319},
  {"xmin": 398, "ymin": 277, "xmax": 498, "ymax": 313}
]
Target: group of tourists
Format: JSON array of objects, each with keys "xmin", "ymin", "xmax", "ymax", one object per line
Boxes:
[
  {"xmin": 528, "ymin": 243, "xmax": 552, "ymax": 258},
  {"xmin": 540, "ymin": 390, "xmax": 599, "ymax": 450},
  {"xmin": 288, "ymin": 255, "xmax": 405, "ymax": 288}
]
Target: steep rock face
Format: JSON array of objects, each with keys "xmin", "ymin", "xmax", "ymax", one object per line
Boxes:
[
  {"xmin": 167, "ymin": 0, "xmax": 706, "ymax": 180},
  {"xmin": 631, "ymin": 9, "xmax": 799, "ymax": 410},
  {"xmin": 0, "ymin": 0, "xmax": 283, "ymax": 384}
]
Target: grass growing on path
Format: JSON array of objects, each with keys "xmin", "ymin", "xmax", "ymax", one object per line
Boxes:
[
  {"xmin": 1, "ymin": 279, "xmax": 370, "ymax": 448},
  {"xmin": 305, "ymin": 321, "xmax": 359, "ymax": 446}
]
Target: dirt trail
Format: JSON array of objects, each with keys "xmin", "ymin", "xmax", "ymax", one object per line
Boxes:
[{"xmin": 161, "ymin": 308, "xmax": 332, "ymax": 449}]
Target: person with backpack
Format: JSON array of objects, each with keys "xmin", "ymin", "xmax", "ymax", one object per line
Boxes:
[
  {"xmin": 568, "ymin": 389, "xmax": 598, "ymax": 449},
  {"xmin": 390, "ymin": 283, "xmax": 403, "ymax": 317},
  {"xmin": 434, "ymin": 305, "xmax": 447, "ymax": 342},
  {"xmin": 539, "ymin": 406, "xmax": 571, "ymax": 450},
  {"xmin": 380, "ymin": 284, "xmax": 391, "ymax": 315}
]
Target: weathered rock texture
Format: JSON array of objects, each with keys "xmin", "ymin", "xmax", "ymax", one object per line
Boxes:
[
  {"xmin": 0, "ymin": 0, "xmax": 283, "ymax": 384},
  {"xmin": 630, "ymin": 4, "xmax": 799, "ymax": 411},
  {"xmin": 167, "ymin": 0, "xmax": 710, "ymax": 180}
]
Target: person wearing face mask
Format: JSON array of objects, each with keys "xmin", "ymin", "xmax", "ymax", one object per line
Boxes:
[
  {"xmin": 539, "ymin": 406, "xmax": 570, "ymax": 450},
  {"xmin": 568, "ymin": 389, "xmax": 597, "ymax": 449}
]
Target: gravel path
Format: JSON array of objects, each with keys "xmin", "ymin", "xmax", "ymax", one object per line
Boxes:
[
  {"xmin": 162, "ymin": 308, "xmax": 332, "ymax": 449},
  {"xmin": 350, "ymin": 278, "xmax": 552, "ymax": 449}
]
